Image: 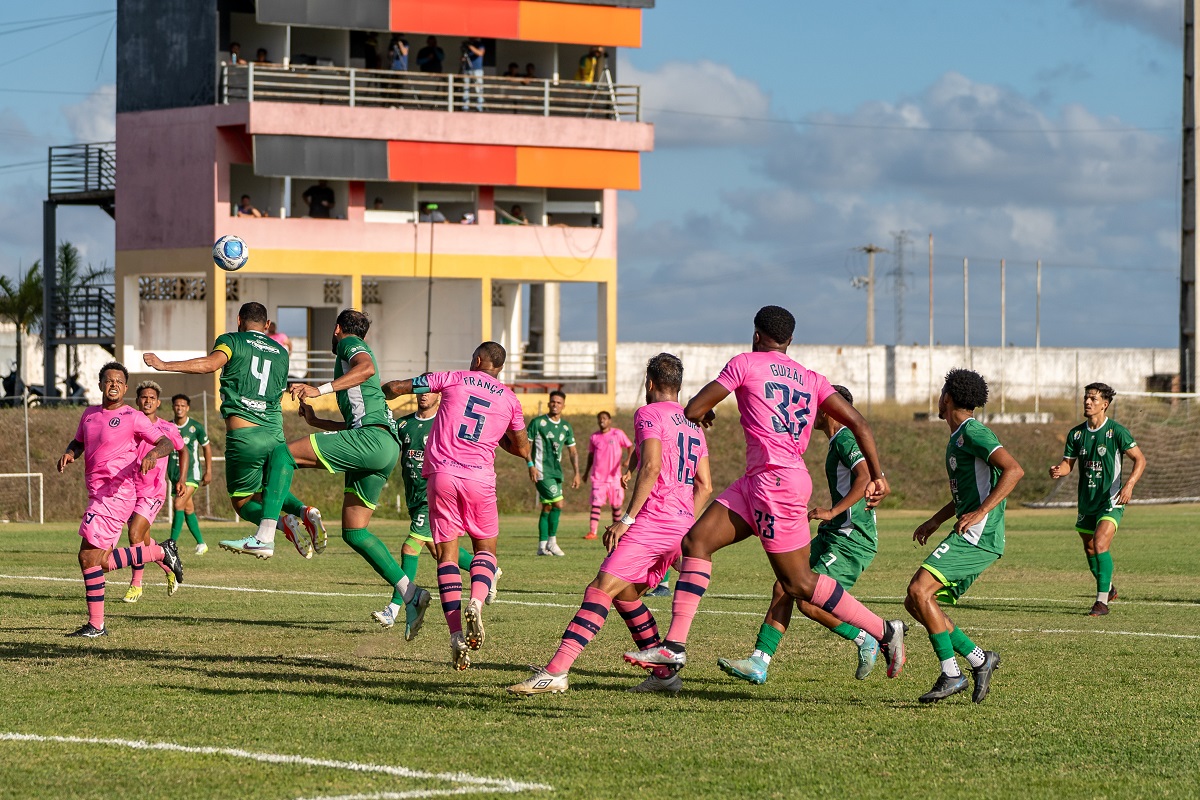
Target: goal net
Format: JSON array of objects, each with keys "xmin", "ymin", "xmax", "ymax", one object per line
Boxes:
[
  {"xmin": 1028, "ymin": 394, "xmax": 1200, "ymax": 507},
  {"xmin": 0, "ymin": 473, "xmax": 44, "ymax": 523}
]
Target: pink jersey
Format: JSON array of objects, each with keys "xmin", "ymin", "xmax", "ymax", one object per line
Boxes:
[
  {"xmin": 133, "ymin": 416, "xmax": 184, "ymax": 499},
  {"xmin": 73, "ymin": 405, "xmax": 162, "ymax": 498},
  {"xmin": 715, "ymin": 350, "xmax": 835, "ymax": 475},
  {"xmin": 589, "ymin": 427, "xmax": 632, "ymax": 482},
  {"xmin": 420, "ymin": 370, "xmax": 526, "ymax": 487},
  {"xmin": 632, "ymin": 401, "xmax": 708, "ymax": 531}
]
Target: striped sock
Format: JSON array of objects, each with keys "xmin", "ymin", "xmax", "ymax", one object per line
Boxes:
[
  {"xmin": 663, "ymin": 557, "xmax": 712, "ymax": 646},
  {"xmin": 589, "ymin": 505, "xmax": 601, "ymax": 535},
  {"xmin": 611, "ymin": 507, "xmax": 622, "ymax": 524},
  {"xmin": 810, "ymin": 573, "xmax": 885, "ymax": 641},
  {"xmin": 82, "ymin": 566, "xmax": 105, "ymax": 628},
  {"xmin": 106, "ymin": 543, "xmax": 164, "ymax": 571},
  {"xmin": 614, "ymin": 598, "xmax": 659, "ymax": 650},
  {"xmin": 469, "ymin": 551, "xmax": 497, "ymax": 606},
  {"xmin": 546, "ymin": 586, "xmax": 610, "ymax": 674},
  {"xmin": 130, "ymin": 565, "xmax": 143, "ymax": 588},
  {"xmin": 437, "ymin": 561, "xmax": 463, "ymax": 634}
]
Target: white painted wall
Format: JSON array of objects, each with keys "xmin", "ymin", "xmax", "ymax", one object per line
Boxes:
[{"xmin": 370, "ymin": 277, "xmax": 481, "ymax": 379}]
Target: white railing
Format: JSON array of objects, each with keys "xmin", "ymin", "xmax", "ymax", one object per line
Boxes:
[
  {"xmin": 513, "ymin": 351, "xmax": 607, "ymax": 394},
  {"xmin": 221, "ymin": 62, "xmax": 640, "ymax": 121}
]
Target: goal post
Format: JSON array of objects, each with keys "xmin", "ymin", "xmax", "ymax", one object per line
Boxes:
[{"xmin": 0, "ymin": 473, "xmax": 44, "ymax": 524}]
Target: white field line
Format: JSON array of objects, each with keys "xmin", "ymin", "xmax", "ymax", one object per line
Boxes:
[
  {"xmin": 302, "ymin": 790, "xmax": 509, "ymax": 800},
  {"xmin": 0, "ymin": 733, "xmax": 551, "ymax": 799},
  {"xmin": 971, "ymin": 627, "xmax": 1200, "ymax": 641}
]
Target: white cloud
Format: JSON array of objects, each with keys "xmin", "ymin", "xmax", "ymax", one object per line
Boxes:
[
  {"xmin": 621, "ymin": 59, "xmax": 771, "ymax": 148},
  {"xmin": 1073, "ymin": 0, "xmax": 1182, "ymax": 44},
  {"xmin": 61, "ymin": 84, "xmax": 115, "ymax": 144}
]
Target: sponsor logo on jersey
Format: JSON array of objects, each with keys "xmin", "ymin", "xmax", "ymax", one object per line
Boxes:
[
  {"xmin": 108, "ymin": 417, "xmax": 121, "ymax": 427},
  {"xmin": 249, "ymin": 338, "xmax": 281, "ymax": 354},
  {"xmin": 240, "ymin": 396, "xmax": 267, "ymax": 411},
  {"xmin": 1073, "ymin": 431, "xmax": 1081, "ymax": 440},
  {"xmin": 956, "ymin": 436, "xmax": 964, "ymax": 448},
  {"xmin": 1105, "ymin": 429, "xmax": 1113, "ymax": 438}
]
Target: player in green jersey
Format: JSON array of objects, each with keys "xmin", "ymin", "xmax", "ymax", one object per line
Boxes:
[
  {"xmin": 144, "ymin": 301, "xmax": 323, "ymax": 559},
  {"xmin": 167, "ymin": 393, "xmax": 212, "ymax": 555},
  {"xmin": 1049, "ymin": 382, "xmax": 1146, "ymax": 616},
  {"xmin": 253, "ymin": 309, "xmax": 431, "ymax": 640},
  {"xmin": 908, "ymin": 369, "xmax": 1023, "ymax": 704},
  {"xmin": 372, "ymin": 391, "xmax": 483, "ymax": 630},
  {"xmin": 717, "ymin": 385, "xmax": 882, "ymax": 684},
  {"xmin": 529, "ymin": 390, "xmax": 580, "ymax": 556}
]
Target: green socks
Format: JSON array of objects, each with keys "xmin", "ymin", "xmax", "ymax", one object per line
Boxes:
[
  {"xmin": 1096, "ymin": 551, "xmax": 1114, "ymax": 594},
  {"xmin": 238, "ymin": 498, "xmax": 264, "ymax": 525},
  {"xmin": 948, "ymin": 626, "xmax": 978, "ymax": 657},
  {"xmin": 930, "ymin": 630, "xmax": 956, "ymax": 663},
  {"xmin": 342, "ymin": 528, "xmax": 405, "ymax": 604},
  {"xmin": 458, "ymin": 546, "xmax": 473, "ymax": 570},
  {"xmin": 538, "ymin": 511, "xmax": 550, "ymax": 542},
  {"xmin": 548, "ymin": 506, "xmax": 561, "ymax": 537},
  {"xmin": 1086, "ymin": 552, "xmax": 1099, "ymax": 579},
  {"xmin": 262, "ymin": 444, "xmax": 297, "ymax": 522},
  {"xmin": 831, "ymin": 622, "xmax": 861, "ymax": 642},
  {"xmin": 753, "ymin": 623, "xmax": 784, "ymax": 658},
  {"xmin": 281, "ymin": 493, "xmax": 306, "ymax": 516},
  {"xmin": 185, "ymin": 512, "xmax": 204, "ymax": 544},
  {"xmin": 401, "ymin": 551, "xmax": 419, "ymax": 582},
  {"xmin": 170, "ymin": 509, "xmax": 185, "ymax": 541}
]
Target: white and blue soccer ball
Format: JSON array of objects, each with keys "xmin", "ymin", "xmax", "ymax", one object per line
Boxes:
[{"xmin": 213, "ymin": 235, "xmax": 249, "ymax": 271}]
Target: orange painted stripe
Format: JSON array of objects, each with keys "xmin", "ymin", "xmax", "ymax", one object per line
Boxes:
[
  {"xmin": 390, "ymin": 0, "xmax": 519, "ymax": 39},
  {"xmin": 387, "ymin": 141, "xmax": 517, "ymax": 185},
  {"xmin": 516, "ymin": 147, "xmax": 639, "ymax": 190},
  {"xmin": 519, "ymin": 2, "xmax": 641, "ymax": 47}
]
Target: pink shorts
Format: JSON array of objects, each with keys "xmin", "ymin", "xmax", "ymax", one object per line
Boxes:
[
  {"xmin": 428, "ymin": 472, "xmax": 499, "ymax": 544},
  {"xmin": 599, "ymin": 524, "xmax": 685, "ymax": 588},
  {"xmin": 717, "ymin": 468, "xmax": 813, "ymax": 553},
  {"xmin": 590, "ymin": 479, "xmax": 625, "ymax": 509},
  {"xmin": 79, "ymin": 482, "xmax": 136, "ymax": 550},
  {"xmin": 132, "ymin": 495, "xmax": 164, "ymax": 525}
]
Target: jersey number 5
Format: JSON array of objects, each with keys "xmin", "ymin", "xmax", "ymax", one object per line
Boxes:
[
  {"xmin": 458, "ymin": 396, "xmax": 491, "ymax": 442},
  {"xmin": 764, "ymin": 383, "xmax": 812, "ymax": 440}
]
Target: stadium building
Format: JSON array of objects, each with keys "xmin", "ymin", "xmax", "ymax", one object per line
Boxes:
[{"xmin": 115, "ymin": 0, "xmax": 654, "ymax": 411}]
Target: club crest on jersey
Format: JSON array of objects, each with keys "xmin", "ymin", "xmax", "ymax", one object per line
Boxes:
[
  {"xmin": 956, "ymin": 436, "xmax": 964, "ymax": 448},
  {"xmin": 108, "ymin": 417, "xmax": 121, "ymax": 427},
  {"xmin": 948, "ymin": 455, "xmax": 957, "ymax": 471},
  {"xmin": 1098, "ymin": 446, "xmax": 1107, "ymax": 456},
  {"xmin": 1073, "ymin": 431, "xmax": 1081, "ymax": 440}
]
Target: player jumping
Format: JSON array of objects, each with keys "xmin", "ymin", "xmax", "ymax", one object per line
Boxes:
[
  {"xmin": 167, "ymin": 393, "xmax": 212, "ymax": 555},
  {"xmin": 583, "ymin": 411, "xmax": 632, "ymax": 541},
  {"xmin": 57, "ymin": 362, "xmax": 184, "ymax": 637},
  {"xmin": 529, "ymin": 390, "xmax": 579, "ymax": 556},
  {"xmin": 383, "ymin": 342, "xmax": 531, "ymax": 670},
  {"xmin": 623, "ymin": 306, "xmax": 907, "ymax": 682},
  {"xmin": 1049, "ymin": 382, "xmax": 1145, "ymax": 616},
  {"xmin": 509, "ymin": 353, "xmax": 710, "ymax": 695}
]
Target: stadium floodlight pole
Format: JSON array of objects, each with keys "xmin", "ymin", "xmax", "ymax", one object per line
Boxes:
[
  {"xmin": 424, "ymin": 204, "xmax": 438, "ymax": 372},
  {"xmin": 1035, "ymin": 259, "xmax": 1042, "ymax": 414},
  {"xmin": 928, "ymin": 233, "xmax": 934, "ymax": 418},
  {"xmin": 1000, "ymin": 258, "xmax": 1006, "ymax": 414}
]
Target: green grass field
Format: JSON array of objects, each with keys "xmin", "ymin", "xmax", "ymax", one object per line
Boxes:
[{"xmin": 2, "ymin": 507, "xmax": 1199, "ymax": 799}]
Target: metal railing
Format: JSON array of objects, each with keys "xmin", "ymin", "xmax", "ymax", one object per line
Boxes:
[
  {"xmin": 47, "ymin": 284, "xmax": 116, "ymax": 346},
  {"xmin": 513, "ymin": 351, "xmax": 607, "ymax": 394},
  {"xmin": 48, "ymin": 142, "xmax": 115, "ymax": 199},
  {"xmin": 288, "ymin": 350, "xmax": 337, "ymax": 383},
  {"xmin": 221, "ymin": 63, "xmax": 640, "ymax": 121}
]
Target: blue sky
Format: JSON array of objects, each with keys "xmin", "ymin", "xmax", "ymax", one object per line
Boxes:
[{"xmin": 0, "ymin": 1, "xmax": 1185, "ymax": 348}]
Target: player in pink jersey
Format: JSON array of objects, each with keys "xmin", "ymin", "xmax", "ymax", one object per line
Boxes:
[
  {"xmin": 510, "ymin": 353, "xmax": 711, "ymax": 695},
  {"xmin": 583, "ymin": 411, "xmax": 632, "ymax": 540},
  {"xmin": 122, "ymin": 380, "xmax": 187, "ymax": 604},
  {"xmin": 57, "ymin": 362, "xmax": 185, "ymax": 638},
  {"xmin": 384, "ymin": 341, "xmax": 532, "ymax": 670},
  {"xmin": 624, "ymin": 306, "xmax": 909, "ymax": 681}
]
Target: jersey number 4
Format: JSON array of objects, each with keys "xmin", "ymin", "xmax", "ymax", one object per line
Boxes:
[
  {"xmin": 765, "ymin": 383, "xmax": 812, "ymax": 440},
  {"xmin": 458, "ymin": 396, "xmax": 492, "ymax": 442},
  {"xmin": 250, "ymin": 356, "xmax": 273, "ymax": 397}
]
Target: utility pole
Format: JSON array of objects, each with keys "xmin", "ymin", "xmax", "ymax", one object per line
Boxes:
[
  {"xmin": 963, "ymin": 257, "xmax": 970, "ymax": 366},
  {"xmin": 1183, "ymin": 0, "xmax": 1199, "ymax": 391},
  {"xmin": 854, "ymin": 244, "xmax": 885, "ymax": 346},
  {"xmin": 928, "ymin": 233, "xmax": 934, "ymax": 417},
  {"xmin": 1000, "ymin": 258, "xmax": 1006, "ymax": 414},
  {"xmin": 889, "ymin": 230, "xmax": 911, "ymax": 344}
]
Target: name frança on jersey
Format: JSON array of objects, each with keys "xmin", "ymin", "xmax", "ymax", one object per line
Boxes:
[{"xmin": 463, "ymin": 374, "xmax": 504, "ymax": 395}]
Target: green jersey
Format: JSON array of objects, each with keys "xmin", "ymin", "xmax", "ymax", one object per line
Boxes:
[
  {"xmin": 333, "ymin": 336, "xmax": 397, "ymax": 436},
  {"xmin": 819, "ymin": 426, "xmax": 877, "ymax": 549},
  {"xmin": 1063, "ymin": 418, "xmax": 1137, "ymax": 516},
  {"xmin": 531, "ymin": 414, "xmax": 575, "ymax": 480},
  {"xmin": 945, "ymin": 418, "xmax": 1006, "ymax": 556},
  {"xmin": 168, "ymin": 418, "xmax": 209, "ymax": 484},
  {"xmin": 214, "ymin": 330, "xmax": 289, "ymax": 429},
  {"xmin": 396, "ymin": 411, "xmax": 434, "ymax": 511}
]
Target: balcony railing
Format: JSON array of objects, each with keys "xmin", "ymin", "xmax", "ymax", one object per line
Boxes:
[
  {"xmin": 48, "ymin": 142, "xmax": 115, "ymax": 200},
  {"xmin": 221, "ymin": 63, "xmax": 640, "ymax": 121},
  {"xmin": 514, "ymin": 351, "xmax": 607, "ymax": 394}
]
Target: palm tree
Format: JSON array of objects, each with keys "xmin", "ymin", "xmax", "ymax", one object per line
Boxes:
[{"xmin": 0, "ymin": 262, "xmax": 43, "ymax": 390}]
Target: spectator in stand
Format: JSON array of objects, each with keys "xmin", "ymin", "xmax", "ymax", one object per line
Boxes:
[
  {"xmin": 501, "ymin": 204, "xmax": 529, "ymax": 226},
  {"xmin": 389, "ymin": 35, "xmax": 409, "ymax": 71},
  {"xmin": 460, "ymin": 38, "xmax": 485, "ymax": 112},
  {"xmin": 417, "ymin": 36, "xmax": 444, "ymax": 73},
  {"xmin": 525, "ymin": 63, "xmax": 538, "ymax": 82},
  {"xmin": 419, "ymin": 202, "xmax": 447, "ymax": 223},
  {"xmin": 460, "ymin": 212, "xmax": 476, "ymax": 224},
  {"xmin": 373, "ymin": 197, "xmax": 385, "ymax": 210},
  {"xmin": 575, "ymin": 46, "xmax": 605, "ymax": 82},
  {"xmin": 267, "ymin": 321, "xmax": 292, "ymax": 355},
  {"xmin": 229, "ymin": 42, "xmax": 243, "ymax": 65},
  {"xmin": 236, "ymin": 195, "xmax": 262, "ymax": 218},
  {"xmin": 255, "ymin": 48, "xmax": 270, "ymax": 64},
  {"xmin": 504, "ymin": 62, "xmax": 521, "ymax": 78},
  {"xmin": 302, "ymin": 180, "xmax": 335, "ymax": 218}
]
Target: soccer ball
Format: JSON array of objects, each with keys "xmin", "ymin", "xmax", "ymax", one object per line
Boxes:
[{"xmin": 213, "ymin": 235, "xmax": 249, "ymax": 271}]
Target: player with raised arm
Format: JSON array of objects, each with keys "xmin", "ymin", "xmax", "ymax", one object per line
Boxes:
[
  {"xmin": 167, "ymin": 393, "xmax": 212, "ymax": 555},
  {"xmin": 123, "ymin": 381, "xmax": 186, "ymax": 603},
  {"xmin": 374, "ymin": 391, "xmax": 483, "ymax": 630},
  {"xmin": 529, "ymin": 390, "xmax": 580, "ymax": 556},
  {"xmin": 1049, "ymin": 382, "xmax": 1146, "ymax": 616},
  {"xmin": 509, "ymin": 353, "xmax": 711, "ymax": 695},
  {"xmin": 623, "ymin": 306, "xmax": 908, "ymax": 681},
  {"xmin": 907, "ymin": 369, "xmax": 1022, "ymax": 703},
  {"xmin": 583, "ymin": 411, "xmax": 632, "ymax": 541},
  {"xmin": 383, "ymin": 341, "xmax": 531, "ymax": 670},
  {"xmin": 717, "ymin": 384, "xmax": 881, "ymax": 684},
  {"xmin": 143, "ymin": 301, "xmax": 322, "ymax": 559},
  {"xmin": 253, "ymin": 310, "xmax": 431, "ymax": 640},
  {"xmin": 57, "ymin": 362, "xmax": 184, "ymax": 637}
]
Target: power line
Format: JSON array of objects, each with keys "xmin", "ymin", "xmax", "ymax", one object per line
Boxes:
[{"xmin": 0, "ymin": 17, "xmax": 113, "ymax": 71}]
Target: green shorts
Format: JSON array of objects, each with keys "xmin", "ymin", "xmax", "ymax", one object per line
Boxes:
[
  {"xmin": 921, "ymin": 532, "xmax": 1001, "ymax": 605},
  {"xmin": 810, "ymin": 531, "xmax": 876, "ymax": 590},
  {"xmin": 225, "ymin": 425, "xmax": 286, "ymax": 498},
  {"xmin": 1076, "ymin": 506, "xmax": 1124, "ymax": 534},
  {"xmin": 171, "ymin": 480, "xmax": 200, "ymax": 496},
  {"xmin": 310, "ymin": 426, "xmax": 400, "ymax": 510},
  {"xmin": 536, "ymin": 477, "xmax": 564, "ymax": 504},
  {"xmin": 406, "ymin": 504, "xmax": 432, "ymax": 543}
]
